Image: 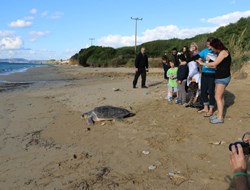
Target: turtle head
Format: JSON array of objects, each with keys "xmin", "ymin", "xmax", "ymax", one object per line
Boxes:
[
  {"xmin": 128, "ymin": 112, "xmax": 135, "ymax": 117},
  {"xmin": 81, "ymin": 111, "xmax": 92, "ymax": 119}
]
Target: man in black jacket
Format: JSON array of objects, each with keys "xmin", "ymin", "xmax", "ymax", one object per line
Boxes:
[{"xmin": 132, "ymin": 47, "xmax": 149, "ymax": 88}]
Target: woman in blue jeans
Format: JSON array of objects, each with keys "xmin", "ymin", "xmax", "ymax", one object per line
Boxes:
[
  {"xmin": 196, "ymin": 38, "xmax": 217, "ymax": 116},
  {"xmin": 197, "ymin": 38, "xmax": 231, "ymax": 124}
]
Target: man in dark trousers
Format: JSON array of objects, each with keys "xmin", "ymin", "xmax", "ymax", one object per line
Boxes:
[{"xmin": 133, "ymin": 47, "xmax": 149, "ymax": 88}]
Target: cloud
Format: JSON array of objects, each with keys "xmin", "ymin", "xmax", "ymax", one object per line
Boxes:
[
  {"xmin": 41, "ymin": 11, "xmax": 48, "ymax": 17},
  {"xmin": 0, "ymin": 31, "xmax": 23, "ymax": 50},
  {"xmin": 8, "ymin": 19, "xmax": 32, "ymax": 28},
  {"xmin": 0, "ymin": 31, "xmax": 15, "ymax": 38},
  {"xmin": 206, "ymin": 10, "xmax": 250, "ymax": 26},
  {"xmin": 0, "ymin": 36, "xmax": 23, "ymax": 50},
  {"xmin": 229, "ymin": 0, "xmax": 236, "ymax": 4},
  {"xmin": 141, "ymin": 25, "xmax": 216, "ymax": 41},
  {"xmin": 30, "ymin": 8, "xmax": 37, "ymax": 14},
  {"xmin": 24, "ymin": 16, "xmax": 34, "ymax": 20},
  {"xmin": 98, "ymin": 35, "xmax": 133, "ymax": 47},
  {"xmin": 41, "ymin": 11, "xmax": 64, "ymax": 19},
  {"xmin": 29, "ymin": 31, "xmax": 50, "ymax": 42},
  {"xmin": 98, "ymin": 25, "xmax": 217, "ymax": 48},
  {"xmin": 49, "ymin": 11, "xmax": 64, "ymax": 19},
  {"xmin": 98, "ymin": 10, "xmax": 250, "ymax": 48},
  {"xmin": 0, "ymin": 48, "xmax": 55, "ymax": 60}
]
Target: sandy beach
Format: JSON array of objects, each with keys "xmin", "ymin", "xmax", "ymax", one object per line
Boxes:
[{"xmin": 1, "ymin": 64, "xmax": 250, "ymax": 190}]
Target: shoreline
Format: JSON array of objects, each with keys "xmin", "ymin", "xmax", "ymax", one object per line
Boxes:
[{"xmin": 1, "ymin": 64, "xmax": 250, "ymax": 189}]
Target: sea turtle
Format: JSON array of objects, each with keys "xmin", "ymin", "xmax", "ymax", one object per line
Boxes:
[{"xmin": 81, "ymin": 106, "xmax": 135, "ymax": 125}]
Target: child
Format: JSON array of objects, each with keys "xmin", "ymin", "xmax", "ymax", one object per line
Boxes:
[
  {"xmin": 177, "ymin": 54, "xmax": 189, "ymax": 105},
  {"xmin": 166, "ymin": 60, "xmax": 178, "ymax": 102},
  {"xmin": 162, "ymin": 55, "xmax": 170, "ymax": 81}
]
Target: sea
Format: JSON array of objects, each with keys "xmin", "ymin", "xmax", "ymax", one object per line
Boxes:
[
  {"xmin": 0, "ymin": 62, "xmax": 49, "ymax": 76},
  {"xmin": 0, "ymin": 62, "xmax": 51, "ymax": 92}
]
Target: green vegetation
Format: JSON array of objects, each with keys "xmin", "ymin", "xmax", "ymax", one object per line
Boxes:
[{"xmin": 70, "ymin": 17, "xmax": 250, "ymax": 70}]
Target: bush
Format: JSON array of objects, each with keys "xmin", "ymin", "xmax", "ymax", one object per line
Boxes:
[{"xmin": 73, "ymin": 17, "xmax": 250, "ymax": 70}]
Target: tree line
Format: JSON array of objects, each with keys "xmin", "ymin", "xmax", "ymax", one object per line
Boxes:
[{"xmin": 70, "ymin": 17, "xmax": 250, "ymax": 70}]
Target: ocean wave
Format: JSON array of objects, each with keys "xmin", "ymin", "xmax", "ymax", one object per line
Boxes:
[{"xmin": 0, "ymin": 62, "xmax": 49, "ymax": 76}]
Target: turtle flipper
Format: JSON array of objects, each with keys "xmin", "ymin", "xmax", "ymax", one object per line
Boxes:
[
  {"xmin": 114, "ymin": 117, "xmax": 124, "ymax": 122},
  {"xmin": 87, "ymin": 117, "xmax": 95, "ymax": 125}
]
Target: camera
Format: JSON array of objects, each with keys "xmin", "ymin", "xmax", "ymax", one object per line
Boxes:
[{"xmin": 229, "ymin": 141, "xmax": 250, "ymax": 155}]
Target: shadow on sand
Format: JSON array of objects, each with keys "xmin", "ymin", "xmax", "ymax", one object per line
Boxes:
[
  {"xmin": 148, "ymin": 81, "xmax": 163, "ymax": 87},
  {"xmin": 224, "ymin": 90, "xmax": 236, "ymax": 117}
]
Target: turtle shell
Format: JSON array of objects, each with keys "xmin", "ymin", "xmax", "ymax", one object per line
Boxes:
[{"xmin": 93, "ymin": 106, "xmax": 132, "ymax": 120}]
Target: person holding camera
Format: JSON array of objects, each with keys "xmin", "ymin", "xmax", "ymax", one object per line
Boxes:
[
  {"xmin": 230, "ymin": 143, "xmax": 249, "ymax": 190},
  {"xmin": 243, "ymin": 132, "xmax": 250, "ymax": 144},
  {"xmin": 230, "ymin": 132, "xmax": 250, "ymax": 190}
]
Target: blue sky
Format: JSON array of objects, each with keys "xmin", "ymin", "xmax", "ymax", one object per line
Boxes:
[{"xmin": 0, "ymin": 0, "xmax": 250, "ymax": 60}]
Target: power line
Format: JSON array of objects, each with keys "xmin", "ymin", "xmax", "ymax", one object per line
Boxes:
[
  {"xmin": 131, "ymin": 17, "xmax": 143, "ymax": 54},
  {"xmin": 89, "ymin": 38, "xmax": 95, "ymax": 46}
]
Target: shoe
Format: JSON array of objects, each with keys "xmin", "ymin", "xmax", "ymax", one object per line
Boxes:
[
  {"xmin": 210, "ymin": 116, "xmax": 224, "ymax": 124},
  {"xmin": 141, "ymin": 86, "xmax": 148, "ymax": 88},
  {"xmin": 209, "ymin": 115, "xmax": 217, "ymax": 120},
  {"xmin": 133, "ymin": 86, "xmax": 137, "ymax": 88}
]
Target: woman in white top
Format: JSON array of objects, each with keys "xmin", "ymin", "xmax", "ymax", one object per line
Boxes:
[{"xmin": 187, "ymin": 42, "xmax": 201, "ymax": 105}]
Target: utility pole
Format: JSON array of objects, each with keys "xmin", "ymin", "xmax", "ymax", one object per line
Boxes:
[
  {"xmin": 89, "ymin": 38, "xmax": 95, "ymax": 46},
  {"xmin": 131, "ymin": 17, "xmax": 142, "ymax": 54}
]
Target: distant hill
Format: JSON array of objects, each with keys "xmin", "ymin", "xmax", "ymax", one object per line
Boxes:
[
  {"xmin": 0, "ymin": 58, "xmax": 30, "ymax": 63},
  {"xmin": 0, "ymin": 58, "xmax": 47, "ymax": 64},
  {"xmin": 71, "ymin": 16, "xmax": 249, "ymax": 68}
]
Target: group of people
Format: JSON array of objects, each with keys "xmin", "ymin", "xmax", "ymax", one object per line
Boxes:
[
  {"xmin": 132, "ymin": 41, "xmax": 249, "ymax": 189},
  {"xmin": 163, "ymin": 41, "xmax": 250, "ymax": 188},
  {"xmin": 163, "ymin": 37, "xmax": 231, "ymax": 124},
  {"xmin": 133, "ymin": 37, "xmax": 231, "ymax": 124}
]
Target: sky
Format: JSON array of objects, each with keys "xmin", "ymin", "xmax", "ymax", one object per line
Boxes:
[{"xmin": 0, "ymin": 0, "xmax": 250, "ymax": 60}]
